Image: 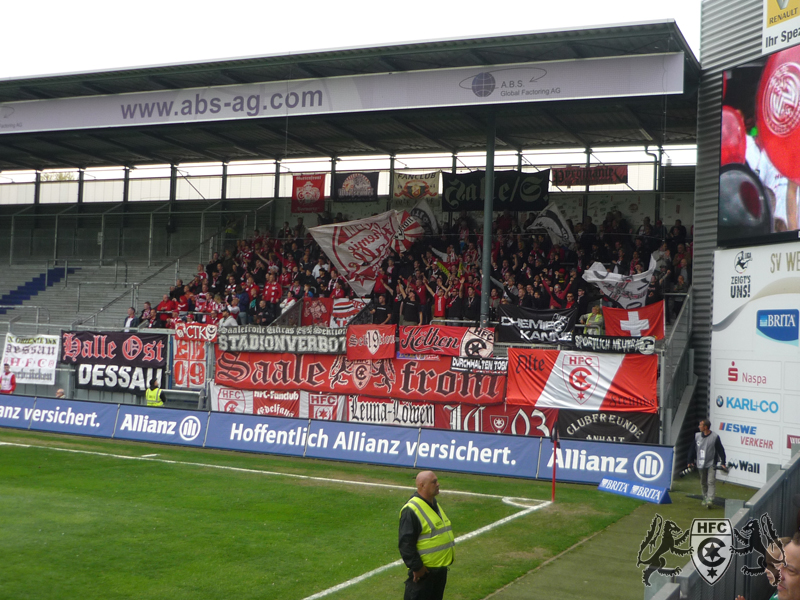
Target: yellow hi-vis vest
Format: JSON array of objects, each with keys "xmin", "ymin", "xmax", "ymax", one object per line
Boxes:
[
  {"xmin": 145, "ymin": 388, "xmax": 163, "ymax": 407},
  {"xmin": 400, "ymin": 497, "xmax": 455, "ymax": 568}
]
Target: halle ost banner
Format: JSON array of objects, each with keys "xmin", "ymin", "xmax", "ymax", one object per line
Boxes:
[
  {"xmin": 399, "ymin": 325, "xmax": 494, "ymax": 358},
  {"xmin": 61, "ymin": 331, "xmax": 168, "ymax": 393},
  {"xmin": 506, "ymin": 348, "xmax": 657, "ymax": 413},
  {"xmin": 214, "ymin": 350, "xmax": 507, "ymax": 404}
]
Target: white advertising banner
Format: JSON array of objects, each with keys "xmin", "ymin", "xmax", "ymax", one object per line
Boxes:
[
  {"xmin": 2, "ymin": 333, "xmax": 59, "ymax": 386},
  {"xmin": 711, "ymin": 243, "xmax": 800, "ymax": 486},
  {"xmin": 762, "ymin": 0, "xmax": 800, "ymax": 55},
  {"xmin": 0, "ymin": 54, "xmax": 684, "ymax": 135}
]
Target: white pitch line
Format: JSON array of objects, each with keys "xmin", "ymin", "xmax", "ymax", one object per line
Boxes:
[
  {"xmin": 0, "ymin": 439, "xmax": 551, "ymax": 599},
  {"xmin": 0, "ymin": 441, "xmax": 545, "ymax": 502},
  {"xmin": 301, "ymin": 499, "xmax": 551, "ymax": 600}
]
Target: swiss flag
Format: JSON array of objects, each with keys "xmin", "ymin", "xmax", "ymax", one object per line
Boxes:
[{"xmin": 603, "ymin": 301, "xmax": 665, "ymax": 339}]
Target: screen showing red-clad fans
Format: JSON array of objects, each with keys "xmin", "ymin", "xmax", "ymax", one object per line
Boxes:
[{"xmin": 720, "ymin": 45, "xmax": 800, "ymax": 246}]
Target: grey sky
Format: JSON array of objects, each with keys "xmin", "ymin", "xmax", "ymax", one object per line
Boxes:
[{"xmin": 2, "ymin": 0, "xmax": 700, "ymax": 80}]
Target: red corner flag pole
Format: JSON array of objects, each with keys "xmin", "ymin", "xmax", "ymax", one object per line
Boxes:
[{"xmin": 551, "ymin": 429, "xmax": 558, "ymax": 503}]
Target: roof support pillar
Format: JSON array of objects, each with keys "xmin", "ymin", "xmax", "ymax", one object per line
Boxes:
[
  {"xmin": 582, "ymin": 147, "xmax": 591, "ymax": 222},
  {"xmin": 388, "ymin": 155, "xmax": 395, "ymax": 212},
  {"xmin": 77, "ymin": 169, "xmax": 84, "ymax": 204},
  {"xmin": 480, "ymin": 113, "xmax": 496, "ymax": 329},
  {"xmin": 34, "ymin": 171, "xmax": 41, "ymax": 205}
]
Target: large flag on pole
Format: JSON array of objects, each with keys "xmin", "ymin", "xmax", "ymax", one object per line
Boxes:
[
  {"xmin": 410, "ymin": 199, "xmax": 439, "ymax": 236},
  {"xmin": 582, "ymin": 256, "xmax": 657, "ymax": 309},
  {"xmin": 528, "ymin": 202, "xmax": 575, "ymax": 247},
  {"xmin": 310, "ymin": 210, "xmax": 423, "ymax": 297}
]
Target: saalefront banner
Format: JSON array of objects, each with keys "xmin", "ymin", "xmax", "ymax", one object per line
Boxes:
[
  {"xmin": 497, "ymin": 305, "xmax": 576, "ymax": 344},
  {"xmin": 398, "ymin": 325, "xmax": 494, "ymax": 358},
  {"xmin": 346, "ymin": 325, "xmax": 396, "ymax": 360},
  {"xmin": 310, "ymin": 210, "xmax": 423, "ymax": 297},
  {"xmin": 60, "ymin": 331, "xmax": 167, "ymax": 392},
  {"xmin": 214, "ymin": 350, "xmax": 507, "ymax": 404},
  {"xmin": 506, "ymin": 348, "xmax": 658, "ymax": 413}
]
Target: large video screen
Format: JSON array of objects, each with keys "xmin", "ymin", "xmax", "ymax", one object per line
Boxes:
[{"xmin": 719, "ymin": 45, "xmax": 800, "ymax": 246}]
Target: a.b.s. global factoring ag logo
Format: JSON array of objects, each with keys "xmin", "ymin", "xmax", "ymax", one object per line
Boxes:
[
  {"xmin": 459, "ymin": 67, "xmax": 550, "ymax": 98},
  {"xmin": 756, "ymin": 309, "xmax": 799, "ymax": 344}
]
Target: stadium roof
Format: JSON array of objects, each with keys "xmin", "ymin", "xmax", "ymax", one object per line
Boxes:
[{"xmin": 0, "ymin": 20, "xmax": 700, "ymax": 171}]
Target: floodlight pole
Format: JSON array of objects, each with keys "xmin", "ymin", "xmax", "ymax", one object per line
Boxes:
[{"xmin": 480, "ymin": 113, "xmax": 496, "ymax": 329}]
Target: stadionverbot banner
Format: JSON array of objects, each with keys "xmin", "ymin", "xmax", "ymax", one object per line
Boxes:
[{"xmin": 217, "ymin": 325, "xmax": 347, "ymax": 354}]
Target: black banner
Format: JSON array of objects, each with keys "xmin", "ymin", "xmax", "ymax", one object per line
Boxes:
[
  {"xmin": 217, "ymin": 325, "xmax": 347, "ymax": 354},
  {"xmin": 497, "ymin": 305, "xmax": 576, "ymax": 344},
  {"xmin": 572, "ymin": 334, "xmax": 656, "ymax": 355},
  {"xmin": 60, "ymin": 331, "xmax": 167, "ymax": 393},
  {"xmin": 333, "ymin": 171, "xmax": 380, "ymax": 202},
  {"xmin": 557, "ymin": 410, "xmax": 659, "ymax": 444},
  {"xmin": 441, "ymin": 169, "xmax": 549, "ymax": 212}
]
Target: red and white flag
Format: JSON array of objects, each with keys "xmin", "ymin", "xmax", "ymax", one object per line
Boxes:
[
  {"xmin": 332, "ymin": 298, "xmax": 368, "ymax": 327},
  {"xmin": 603, "ymin": 301, "xmax": 665, "ymax": 339},
  {"xmin": 506, "ymin": 348, "xmax": 657, "ymax": 413},
  {"xmin": 291, "ymin": 174, "xmax": 326, "ymax": 213},
  {"xmin": 310, "ymin": 210, "xmax": 423, "ymax": 297},
  {"xmin": 347, "ymin": 325, "xmax": 396, "ymax": 360}
]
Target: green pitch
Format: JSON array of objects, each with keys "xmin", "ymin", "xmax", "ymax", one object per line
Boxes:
[{"xmin": 0, "ymin": 429, "xmax": 640, "ymax": 600}]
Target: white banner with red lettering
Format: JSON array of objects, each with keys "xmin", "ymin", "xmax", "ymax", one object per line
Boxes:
[
  {"xmin": 506, "ymin": 348, "xmax": 657, "ymax": 413},
  {"xmin": 310, "ymin": 210, "xmax": 423, "ymax": 297},
  {"xmin": 208, "ymin": 383, "xmax": 346, "ymax": 420},
  {"xmin": 603, "ymin": 301, "xmax": 665, "ymax": 339}
]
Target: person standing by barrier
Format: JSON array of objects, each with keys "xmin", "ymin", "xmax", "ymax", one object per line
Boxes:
[
  {"xmin": 399, "ymin": 471, "xmax": 454, "ymax": 600},
  {"xmin": 688, "ymin": 419, "xmax": 727, "ymax": 508},
  {"xmin": 1, "ymin": 364, "xmax": 16, "ymax": 395},
  {"xmin": 145, "ymin": 379, "xmax": 164, "ymax": 408}
]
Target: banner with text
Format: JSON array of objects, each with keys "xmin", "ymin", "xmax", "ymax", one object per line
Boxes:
[
  {"xmin": 441, "ymin": 169, "xmax": 550, "ymax": 212},
  {"xmin": 60, "ymin": 331, "xmax": 167, "ymax": 393},
  {"xmin": 214, "ymin": 350, "xmax": 507, "ymax": 404},
  {"xmin": 393, "ymin": 172, "xmax": 440, "ymax": 201},
  {"xmin": 334, "ymin": 171, "xmax": 379, "ymax": 202},
  {"xmin": 346, "ymin": 325, "xmax": 396, "ymax": 360},
  {"xmin": 217, "ymin": 325, "xmax": 347, "ymax": 354},
  {"xmin": 291, "ymin": 174, "xmax": 326, "ymax": 213},
  {"xmin": 572, "ymin": 334, "xmax": 656, "ymax": 354},
  {"xmin": 399, "ymin": 325, "xmax": 494, "ymax": 358},
  {"xmin": 557, "ymin": 410, "xmax": 659, "ymax": 444},
  {"xmin": 498, "ymin": 305, "xmax": 576, "ymax": 344},
  {"xmin": 506, "ymin": 348, "xmax": 658, "ymax": 413},
  {"xmin": 2, "ymin": 333, "xmax": 59, "ymax": 386},
  {"xmin": 552, "ymin": 165, "xmax": 628, "ymax": 187}
]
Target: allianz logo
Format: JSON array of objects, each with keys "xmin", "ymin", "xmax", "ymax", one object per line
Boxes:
[
  {"xmin": 546, "ymin": 448, "xmax": 664, "ymax": 481},
  {"xmin": 119, "ymin": 413, "xmax": 202, "ymax": 441}
]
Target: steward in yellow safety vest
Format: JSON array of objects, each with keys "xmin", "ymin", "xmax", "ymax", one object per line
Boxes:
[
  {"xmin": 145, "ymin": 379, "xmax": 164, "ymax": 407},
  {"xmin": 398, "ymin": 471, "xmax": 454, "ymax": 600}
]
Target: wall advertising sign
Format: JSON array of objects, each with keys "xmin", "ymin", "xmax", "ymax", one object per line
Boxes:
[
  {"xmin": 0, "ymin": 394, "xmax": 35, "ymax": 429},
  {"xmin": 60, "ymin": 331, "xmax": 167, "ymax": 393},
  {"xmin": 2, "ymin": 333, "xmax": 60, "ymax": 386},
  {"xmin": 304, "ymin": 420, "xmax": 420, "ymax": 467},
  {"xmin": 762, "ymin": 0, "xmax": 800, "ymax": 55},
  {"xmin": 204, "ymin": 412, "xmax": 308, "ymax": 456},
  {"xmin": 27, "ymin": 397, "xmax": 118, "ymax": 438},
  {"xmin": 0, "ymin": 54, "xmax": 683, "ymax": 135},
  {"xmin": 0, "ymin": 396, "xmax": 675, "ymax": 486},
  {"xmin": 114, "ymin": 405, "xmax": 207, "ymax": 447},
  {"xmin": 711, "ymin": 243, "xmax": 800, "ymax": 485},
  {"xmin": 415, "ymin": 428, "xmax": 540, "ymax": 478},
  {"xmin": 539, "ymin": 439, "xmax": 674, "ymax": 487}
]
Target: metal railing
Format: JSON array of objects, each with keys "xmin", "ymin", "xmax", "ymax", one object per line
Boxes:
[{"xmin": 0, "ymin": 305, "xmax": 51, "ymax": 334}]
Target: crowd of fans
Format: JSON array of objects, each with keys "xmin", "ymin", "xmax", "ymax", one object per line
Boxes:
[{"xmin": 128, "ymin": 210, "xmax": 693, "ymax": 330}]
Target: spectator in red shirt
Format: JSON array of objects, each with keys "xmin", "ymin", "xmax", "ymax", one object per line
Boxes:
[
  {"xmin": 156, "ymin": 294, "xmax": 176, "ymax": 325},
  {"xmin": 261, "ymin": 273, "xmax": 282, "ymax": 323},
  {"xmin": 0, "ymin": 364, "xmax": 16, "ymax": 394}
]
